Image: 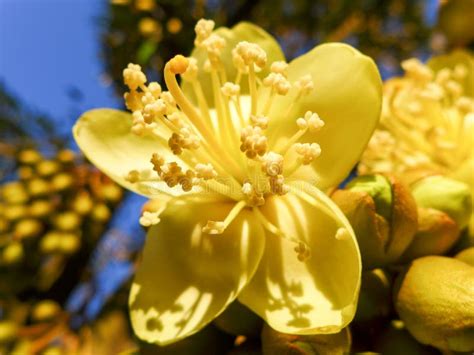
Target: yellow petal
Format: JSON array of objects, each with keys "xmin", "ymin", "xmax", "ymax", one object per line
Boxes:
[
  {"xmin": 269, "ymin": 43, "xmax": 382, "ymax": 190},
  {"xmin": 238, "ymin": 181, "xmax": 361, "ymax": 334},
  {"xmin": 73, "ymin": 108, "xmax": 186, "ymax": 198},
  {"xmin": 427, "ymin": 50, "xmax": 474, "ymax": 96},
  {"xmin": 129, "ymin": 198, "xmax": 265, "ymax": 345},
  {"xmin": 182, "ymin": 22, "xmax": 285, "ymax": 106}
]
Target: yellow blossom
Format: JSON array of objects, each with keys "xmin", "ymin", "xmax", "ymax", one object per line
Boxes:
[
  {"xmin": 73, "ymin": 19, "xmax": 382, "ymax": 345},
  {"xmin": 360, "ymin": 50, "xmax": 474, "ymax": 237}
]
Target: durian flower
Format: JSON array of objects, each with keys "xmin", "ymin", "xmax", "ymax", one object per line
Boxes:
[
  {"xmin": 359, "ymin": 51, "xmax": 474, "ymax": 236},
  {"xmin": 73, "ymin": 19, "xmax": 382, "ymax": 345}
]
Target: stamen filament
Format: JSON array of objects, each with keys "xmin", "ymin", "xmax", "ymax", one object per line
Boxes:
[
  {"xmin": 248, "ymin": 65, "xmax": 258, "ymax": 115},
  {"xmin": 203, "ymin": 200, "xmax": 247, "ymax": 234}
]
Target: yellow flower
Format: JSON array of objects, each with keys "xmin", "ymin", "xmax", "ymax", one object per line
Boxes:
[
  {"xmin": 360, "ymin": 51, "xmax": 474, "ymax": 236},
  {"xmin": 73, "ymin": 19, "xmax": 382, "ymax": 345}
]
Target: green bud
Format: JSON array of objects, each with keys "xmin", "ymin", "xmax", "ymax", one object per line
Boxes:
[
  {"xmin": 455, "ymin": 247, "xmax": 474, "ymax": 266},
  {"xmin": 261, "ymin": 323, "xmax": 351, "ymax": 355},
  {"xmin": 31, "ymin": 300, "xmax": 61, "ymax": 322},
  {"xmin": 395, "ymin": 256, "xmax": 474, "ymax": 352},
  {"xmin": 355, "ymin": 269, "xmax": 391, "ymax": 322},
  {"xmin": 2, "ymin": 241, "xmax": 24, "ymax": 264},
  {"xmin": 401, "ymin": 207, "xmax": 460, "ymax": 261},
  {"xmin": 332, "ymin": 174, "xmax": 418, "ymax": 269},
  {"xmin": 0, "ymin": 321, "xmax": 18, "ymax": 344},
  {"xmin": 411, "ymin": 175, "xmax": 472, "ymax": 230},
  {"xmin": 213, "ymin": 301, "xmax": 262, "ymax": 337},
  {"xmin": 374, "ymin": 320, "xmax": 433, "ymax": 355}
]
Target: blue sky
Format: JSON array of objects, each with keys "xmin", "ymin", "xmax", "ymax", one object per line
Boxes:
[{"xmin": 0, "ymin": 0, "xmax": 120, "ymax": 137}]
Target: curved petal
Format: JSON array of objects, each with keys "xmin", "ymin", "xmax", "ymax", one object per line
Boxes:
[
  {"xmin": 427, "ymin": 50, "xmax": 474, "ymax": 96},
  {"xmin": 73, "ymin": 108, "xmax": 188, "ymax": 198},
  {"xmin": 182, "ymin": 22, "xmax": 285, "ymax": 106},
  {"xmin": 268, "ymin": 43, "xmax": 382, "ymax": 190},
  {"xmin": 129, "ymin": 198, "xmax": 265, "ymax": 345},
  {"xmin": 239, "ymin": 181, "xmax": 361, "ymax": 334}
]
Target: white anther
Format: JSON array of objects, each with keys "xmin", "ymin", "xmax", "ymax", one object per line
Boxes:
[
  {"xmin": 167, "ymin": 112, "xmax": 186, "ymax": 128},
  {"xmin": 335, "ymin": 227, "xmax": 350, "ymax": 241},
  {"xmin": 294, "ymin": 143, "xmax": 322, "ymax": 164},
  {"xmin": 296, "ymin": 118, "xmax": 308, "ymax": 130},
  {"xmin": 419, "ymin": 82, "xmax": 444, "ymax": 101},
  {"xmin": 250, "ymin": 115, "xmax": 269, "ymax": 129},
  {"xmin": 269, "ymin": 174, "xmax": 289, "ymax": 195},
  {"xmin": 445, "ymin": 80, "xmax": 462, "ymax": 96},
  {"xmin": 294, "ymin": 74, "xmax": 314, "ymax": 96},
  {"xmin": 195, "ymin": 163, "xmax": 217, "ymax": 180},
  {"xmin": 401, "ymin": 58, "xmax": 433, "ymax": 82},
  {"xmin": 270, "ymin": 61, "xmax": 288, "ymax": 75},
  {"xmin": 202, "ymin": 33, "xmax": 226, "ymax": 59},
  {"xmin": 203, "ymin": 59, "xmax": 212, "ymax": 73},
  {"xmin": 143, "ymin": 100, "xmax": 166, "ymax": 123},
  {"xmin": 435, "ymin": 68, "xmax": 451, "ymax": 85},
  {"xmin": 124, "ymin": 91, "xmax": 144, "ymax": 111},
  {"xmin": 139, "ymin": 211, "xmax": 161, "ymax": 227},
  {"xmin": 263, "ymin": 72, "xmax": 291, "ymax": 95},
  {"xmin": 148, "ymin": 82, "xmax": 162, "ymax": 98},
  {"xmin": 241, "ymin": 182, "xmax": 253, "ymax": 195},
  {"xmin": 233, "ymin": 41, "xmax": 267, "ymax": 71},
  {"xmin": 160, "ymin": 91, "xmax": 176, "ymax": 107},
  {"xmin": 453, "ymin": 64, "xmax": 467, "ymax": 80},
  {"xmin": 181, "ymin": 57, "xmax": 199, "ymax": 81},
  {"xmin": 221, "ymin": 82, "xmax": 240, "ymax": 97},
  {"xmin": 261, "ymin": 152, "xmax": 284, "ymax": 177},
  {"xmin": 202, "ymin": 221, "xmax": 225, "ymax": 234},
  {"xmin": 123, "ymin": 63, "xmax": 147, "ymax": 90},
  {"xmin": 305, "ymin": 111, "xmax": 325, "ymax": 132},
  {"xmin": 194, "ymin": 19, "xmax": 215, "ymax": 46}
]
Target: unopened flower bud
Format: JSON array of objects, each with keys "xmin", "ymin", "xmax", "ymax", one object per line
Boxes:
[
  {"xmin": 355, "ymin": 269, "xmax": 391, "ymax": 322},
  {"xmin": 332, "ymin": 174, "xmax": 418, "ymax": 269},
  {"xmin": 455, "ymin": 246, "xmax": 474, "ymax": 266},
  {"xmin": 31, "ymin": 300, "xmax": 61, "ymax": 322},
  {"xmin": 395, "ymin": 256, "xmax": 474, "ymax": 352},
  {"xmin": 213, "ymin": 301, "xmax": 262, "ymax": 337}
]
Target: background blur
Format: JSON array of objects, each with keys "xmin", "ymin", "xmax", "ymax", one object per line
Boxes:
[{"xmin": 1, "ymin": 0, "xmax": 473, "ymax": 353}]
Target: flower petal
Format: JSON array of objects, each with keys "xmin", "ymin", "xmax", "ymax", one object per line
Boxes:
[
  {"xmin": 269, "ymin": 43, "xmax": 382, "ymax": 190},
  {"xmin": 129, "ymin": 198, "xmax": 265, "ymax": 345},
  {"xmin": 73, "ymin": 108, "xmax": 187, "ymax": 198},
  {"xmin": 239, "ymin": 181, "xmax": 361, "ymax": 334},
  {"xmin": 182, "ymin": 22, "xmax": 285, "ymax": 106}
]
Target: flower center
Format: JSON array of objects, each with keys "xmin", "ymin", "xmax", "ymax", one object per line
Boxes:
[
  {"xmin": 361, "ymin": 58, "xmax": 474, "ymax": 175},
  {"xmin": 121, "ymin": 19, "xmax": 327, "ymax": 249}
]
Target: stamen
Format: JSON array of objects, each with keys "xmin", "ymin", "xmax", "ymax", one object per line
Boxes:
[
  {"xmin": 202, "ymin": 200, "xmax": 246, "ymax": 234},
  {"xmin": 139, "ymin": 211, "xmax": 161, "ymax": 227},
  {"xmin": 253, "ymin": 207, "xmax": 311, "ymax": 262},
  {"xmin": 242, "ymin": 182, "xmax": 265, "ymax": 206}
]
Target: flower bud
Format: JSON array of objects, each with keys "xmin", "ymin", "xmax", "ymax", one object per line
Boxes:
[
  {"xmin": 13, "ymin": 218, "xmax": 43, "ymax": 239},
  {"xmin": 213, "ymin": 301, "xmax": 262, "ymax": 337},
  {"xmin": 355, "ymin": 269, "xmax": 391, "ymax": 322},
  {"xmin": 401, "ymin": 207, "xmax": 460, "ymax": 261},
  {"xmin": 373, "ymin": 320, "xmax": 432, "ymax": 355},
  {"xmin": 0, "ymin": 320, "xmax": 18, "ymax": 344},
  {"xmin": 2, "ymin": 241, "xmax": 24, "ymax": 265},
  {"xmin": 2, "ymin": 181, "xmax": 29, "ymax": 204},
  {"xmin": 332, "ymin": 174, "xmax": 418, "ymax": 269},
  {"xmin": 17, "ymin": 149, "xmax": 42, "ymax": 165},
  {"xmin": 31, "ymin": 300, "xmax": 61, "ymax": 322},
  {"xmin": 411, "ymin": 175, "xmax": 472, "ymax": 230},
  {"xmin": 455, "ymin": 247, "xmax": 474, "ymax": 266},
  {"xmin": 261, "ymin": 323, "xmax": 351, "ymax": 355},
  {"xmin": 394, "ymin": 256, "xmax": 474, "ymax": 352}
]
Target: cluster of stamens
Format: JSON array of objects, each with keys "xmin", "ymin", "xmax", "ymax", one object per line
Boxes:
[
  {"xmin": 122, "ymin": 19, "xmax": 331, "ymax": 261},
  {"xmin": 360, "ymin": 57, "xmax": 474, "ymax": 176}
]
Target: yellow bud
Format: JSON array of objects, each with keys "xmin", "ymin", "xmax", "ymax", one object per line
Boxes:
[
  {"xmin": 395, "ymin": 256, "xmax": 474, "ymax": 352},
  {"xmin": 99, "ymin": 183, "xmax": 123, "ymax": 204},
  {"xmin": 29, "ymin": 199, "xmax": 54, "ymax": 218},
  {"xmin": 456, "ymin": 247, "xmax": 474, "ymax": 266},
  {"xmin": 58, "ymin": 233, "xmax": 81, "ymax": 254},
  {"xmin": 72, "ymin": 192, "xmax": 93, "ymax": 215},
  {"xmin": 1, "ymin": 181, "xmax": 29, "ymax": 204},
  {"xmin": 40, "ymin": 232, "xmax": 61, "ymax": 254},
  {"xmin": 27, "ymin": 178, "xmax": 50, "ymax": 197},
  {"xmin": 56, "ymin": 149, "xmax": 75, "ymax": 165},
  {"xmin": 0, "ymin": 217, "xmax": 10, "ymax": 234},
  {"xmin": 36, "ymin": 160, "xmax": 60, "ymax": 177},
  {"xmin": 31, "ymin": 300, "xmax": 61, "ymax": 322},
  {"xmin": 17, "ymin": 149, "xmax": 42, "ymax": 165},
  {"xmin": 13, "ymin": 218, "xmax": 43, "ymax": 239},
  {"xmin": 18, "ymin": 166, "xmax": 35, "ymax": 180},
  {"xmin": 91, "ymin": 204, "xmax": 111, "ymax": 222},
  {"xmin": 2, "ymin": 242, "xmax": 24, "ymax": 264},
  {"xmin": 53, "ymin": 211, "xmax": 81, "ymax": 231},
  {"xmin": 0, "ymin": 321, "xmax": 18, "ymax": 344},
  {"xmin": 4, "ymin": 204, "xmax": 28, "ymax": 221}
]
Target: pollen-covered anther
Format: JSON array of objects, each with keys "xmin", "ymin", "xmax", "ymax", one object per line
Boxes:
[
  {"xmin": 294, "ymin": 74, "xmax": 314, "ymax": 96},
  {"xmin": 148, "ymin": 82, "xmax": 162, "ymax": 98},
  {"xmin": 125, "ymin": 170, "xmax": 141, "ymax": 183},
  {"xmin": 297, "ymin": 111, "xmax": 325, "ymax": 132},
  {"xmin": 143, "ymin": 99, "xmax": 167, "ymax": 123},
  {"xmin": 178, "ymin": 170, "xmax": 196, "ymax": 192},
  {"xmin": 181, "ymin": 57, "xmax": 198, "ymax": 81},
  {"xmin": 221, "ymin": 82, "xmax": 240, "ymax": 97},
  {"xmin": 250, "ymin": 115, "xmax": 269, "ymax": 129},
  {"xmin": 160, "ymin": 162, "xmax": 183, "ymax": 188},
  {"xmin": 242, "ymin": 183, "xmax": 265, "ymax": 207},
  {"xmin": 123, "ymin": 63, "xmax": 147, "ymax": 90},
  {"xmin": 150, "ymin": 153, "xmax": 165, "ymax": 173},
  {"xmin": 195, "ymin": 163, "xmax": 217, "ymax": 180},
  {"xmin": 261, "ymin": 152, "xmax": 284, "ymax": 177},
  {"xmin": 263, "ymin": 72, "xmax": 291, "ymax": 95},
  {"xmin": 202, "ymin": 221, "xmax": 225, "ymax": 234},
  {"xmin": 124, "ymin": 90, "xmax": 144, "ymax": 112},
  {"xmin": 401, "ymin": 58, "xmax": 433, "ymax": 83},
  {"xmin": 139, "ymin": 211, "xmax": 161, "ymax": 227},
  {"xmin": 201, "ymin": 34, "xmax": 226, "ymax": 60},
  {"xmin": 240, "ymin": 126, "xmax": 268, "ymax": 158},
  {"xmin": 269, "ymin": 175, "xmax": 289, "ymax": 195},
  {"xmin": 233, "ymin": 41, "xmax": 267, "ymax": 71},
  {"xmin": 194, "ymin": 19, "xmax": 215, "ymax": 46},
  {"xmin": 168, "ymin": 128, "xmax": 200, "ymax": 155},
  {"xmin": 270, "ymin": 61, "xmax": 288, "ymax": 75},
  {"xmin": 161, "ymin": 91, "xmax": 176, "ymax": 108},
  {"xmin": 294, "ymin": 241, "xmax": 311, "ymax": 262},
  {"xmin": 131, "ymin": 111, "xmax": 146, "ymax": 135},
  {"xmin": 168, "ymin": 55, "xmax": 189, "ymax": 75},
  {"xmin": 294, "ymin": 143, "xmax": 322, "ymax": 165}
]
